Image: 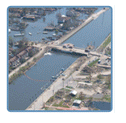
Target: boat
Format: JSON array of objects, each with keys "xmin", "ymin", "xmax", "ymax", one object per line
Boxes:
[
  {"xmin": 61, "ymin": 68, "xmax": 65, "ymax": 71},
  {"xmin": 42, "ymin": 37, "xmax": 45, "ymax": 40},
  {"xmin": 29, "ymin": 32, "xmax": 32, "ymax": 35},
  {"xmin": 44, "ymin": 52, "xmax": 52, "ymax": 56},
  {"xmin": 9, "ymin": 29, "xmax": 11, "ymax": 33},
  {"xmin": 43, "ymin": 31, "xmax": 48, "ymax": 34},
  {"xmin": 52, "ymin": 33, "xmax": 56, "ymax": 36},
  {"xmin": 14, "ymin": 33, "xmax": 24, "ymax": 37},
  {"xmin": 52, "ymin": 76, "xmax": 57, "ymax": 79}
]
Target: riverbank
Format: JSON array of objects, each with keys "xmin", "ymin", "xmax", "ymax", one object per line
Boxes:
[
  {"xmin": 9, "ymin": 8, "xmax": 108, "ymax": 84},
  {"xmin": 25, "ymin": 8, "xmax": 110, "ymax": 110},
  {"xmin": 9, "ymin": 46, "xmax": 50, "ymax": 84},
  {"xmin": 96, "ymin": 33, "xmax": 111, "ymax": 53},
  {"xmin": 26, "ymin": 56, "xmax": 84, "ymax": 110},
  {"xmin": 53, "ymin": 8, "xmax": 109, "ymax": 45}
]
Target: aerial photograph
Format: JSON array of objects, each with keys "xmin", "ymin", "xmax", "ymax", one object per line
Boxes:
[{"xmin": 8, "ymin": 6, "xmax": 112, "ymax": 111}]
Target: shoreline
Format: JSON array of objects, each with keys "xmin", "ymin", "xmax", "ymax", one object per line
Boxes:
[
  {"xmin": 9, "ymin": 8, "xmax": 108, "ymax": 82},
  {"xmin": 26, "ymin": 32, "xmax": 111, "ymax": 110},
  {"xmin": 26, "ymin": 8, "xmax": 110, "ymax": 110},
  {"xmin": 8, "ymin": 8, "xmax": 110, "ymax": 110},
  {"xmin": 96, "ymin": 33, "xmax": 111, "ymax": 53}
]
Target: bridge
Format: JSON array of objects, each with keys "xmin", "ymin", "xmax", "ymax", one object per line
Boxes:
[{"xmin": 49, "ymin": 45, "xmax": 101, "ymax": 57}]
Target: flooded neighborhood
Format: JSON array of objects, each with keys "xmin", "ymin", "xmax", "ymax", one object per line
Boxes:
[{"xmin": 8, "ymin": 6, "xmax": 112, "ymax": 111}]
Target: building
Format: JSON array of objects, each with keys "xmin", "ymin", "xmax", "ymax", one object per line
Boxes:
[
  {"xmin": 70, "ymin": 90, "xmax": 77, "ymax": 96},
  {"xmin": 66, "ymin": 10, "xmax": 80, "ymax": 17},
  {"xmin": 58, "ymin": 15, "xmax": 71, "ymax": 23},
  {"xmin": 17, "ymin": 50, "xmax": 28, "ymax": 59},
  {"xmin": 23, "ymin": 15, "xmax": 35, "ymax": 21},
  {"xmin": 44, "ymin": 26, "xmax": 55, "ymax": 31},
  {"xmin": 73, "ymin": 100, "xmax": 82, "ymax": 106},
  {"xmin": 9, "ymin": 56, "xmax": 20, "ymax": 68}
]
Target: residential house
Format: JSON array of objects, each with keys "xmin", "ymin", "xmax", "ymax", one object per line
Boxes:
[
  {"xmin": 66, "ymin": 10, "xmax": 80, "ymax": 17},
  {"xmin": 44, "ymin": 26, "xmax": 55, "ymax": 31},
  {"xmin": 58, "ymin": 15, "xmax": 71, "ymax": 23},
  {"xmin": 9, "ymin": 56, "xmax": 20, "ymax": 68},
  {"xmin": 17, "ymin": 50, "xmax": 28, "ymax": 60}
]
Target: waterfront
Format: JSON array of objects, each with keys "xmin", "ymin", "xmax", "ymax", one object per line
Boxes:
[
  {"xmin": 91, "ymin": 101, "xmax": 111, "ymax": 110},
  {"xmin": 9, "ymin": 52, "xmax": 78, "ymax": 110},
  {"xmin": 8, "ymin": 7, "xmax": 111, "ymax": 111},
  {"xmin": 63, "ymin": 9, "xmax": 111, "ymax": 48}
]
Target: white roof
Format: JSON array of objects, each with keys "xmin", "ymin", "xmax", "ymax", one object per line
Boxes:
[
  {"xmin": 61, "ymin": 15, "xmax": 67, "ymax": 17},
  {"xmin": 73, "ymin": 100, "xmax": 82, "ymax": 104},
  {"xmin": 70, "ymin": 90, "xmax": 77, "ymax": 95}
]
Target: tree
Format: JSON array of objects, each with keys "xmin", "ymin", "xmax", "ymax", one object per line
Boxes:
[
  {"xmin": 28, "ymin": 50, "xmax": 34, "ymax": 57},
  {"xmin": 9, "ymin": 36, "xmax": 13, "ymax": 47},
  {"xmin": 79, "ymin": 92, "xmax": 85, "ymax": 100},
  {"xmin": 33, "ymin": 57, "xmax": 37, "ymax": 62},
  {"xmin": 89, "ymin": 73, "xmax": 92, "ymax": 82},
  {"xmin": 18, "ymin": 40, "xmax": 24, "ymax": 48},
  {"xmin": 20, "ymin": 58, "xmax": 25, "ymax": 64}
]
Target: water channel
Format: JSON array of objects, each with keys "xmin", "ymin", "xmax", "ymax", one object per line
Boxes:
[{"xmin": 8, "ymin": 7, "xmax": 112, "ymax": 110}]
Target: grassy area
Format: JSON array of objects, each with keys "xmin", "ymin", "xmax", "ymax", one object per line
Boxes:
[
  {"xmin": 9, "ymin": 61, "xmax": 35, "ymax": 84},
  {"xmin": 98, "ymin": 34, "xmax": 111, "ymax": 52},
  {"xmin": 53, "ymin": 101, "xmax": 69, "ymax": 108},
  {"xmin": 88, "ymin": 59, "xmax": 99, "ymax": 67},
  {"xmin": 102, "ymin": 95, "xmax": 111, "ymax": 102},
  {"xmin": 102, "ymin": 35, "xmax": 111, "ymax": 49},
  {"xmin": 66, "ymin": 86, "xmax": 73, "ymax": 89}
]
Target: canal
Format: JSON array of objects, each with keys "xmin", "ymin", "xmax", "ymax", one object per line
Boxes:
[
  {"xmin": 8, "ymin": 7, "xmax": 112, "ymax": 110},
  {"xmin": 91, "ymin": 101, "xmax": 111, "ymax": 110},
  {"xmin": 9, "ymin": 52, "xmax": 78, "ymax": 110},
  {"xmin": 63, "ymin": 8, "xmax": 111, "ymax": 48}
]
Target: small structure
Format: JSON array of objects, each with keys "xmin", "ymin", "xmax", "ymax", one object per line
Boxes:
[
  {"xmin": 63, "ymin": 43, "xmax": 74, "ymax": 49},
  {"xmin": 73, "ymin": 100, "xmax": 82, "ymax": 106},
  {"xmin": 23, "ymin": 15, "xmax": 35, "ymax": 21},
  {"xmin": 66, "ymin": 10, "xmax": 80, "ymax": 17},
  {"xmin": 58, "ymin": 16, "xmax": 71, "ymax": 23},
  {"xmin": 44, "ymin": 26, "xmax": 55, "ymax": 31},
  {"xmin": 17, "ymin": 50, "xmax": 28, "ymax": 59},
  {"xmin": 70, "ymin": 90, "xmax": 77, "ymax": 96},
  {"xmin": 9, "ymin": 56, "xmax": 20, "ymax": 68}
]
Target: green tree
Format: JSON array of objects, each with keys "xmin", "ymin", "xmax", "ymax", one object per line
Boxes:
[
  {"xmin": 28, "ymin": 50, "xmax": 34, "ymax": 57},
  {"xmin": 9, "ymin": 36, "xmax": 13, "ymax": 47},
  {"xmin": 20, "ymin": 58, "xmax": 25, "ymax": 64}
]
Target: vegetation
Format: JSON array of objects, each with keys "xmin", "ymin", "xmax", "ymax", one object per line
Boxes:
[
  {"xmin": 33, "ymin": 57, "xmax": 37, "ymax": 62},
  {"xmin": 102, "ymin": 35, "xmax": 111, "ymax": 49},
  {"xmin": 9, "ymin": 61, "xmax": 34, "ymax": 84},
  {"xmin": 97, "ymin": 74, "xmax": 103, "ymax": 79},
  {"xmin": 9, "ymin": 36, "xmax": 13, "ymax": 47},
  {"xmin": 53, "ymin": 101, "xmax": 69, "ymax": 108},
  {"xmin": 88, "ymin": 59, "xmax": 99, "ymax": 67},
  {"xmin": 98, "ymin": 34, "xmax": 111, "ymax": 52},
  {"xmin": 20, "ymin": 58, "xmax": 26, "ymax": 64},
  {"xmin": 102, "ymin": 95, "xmax": 111, "ymax": 102},
  {"xmin": 28, "ymin": 50, "xmax": 35, "ymax": 57}
]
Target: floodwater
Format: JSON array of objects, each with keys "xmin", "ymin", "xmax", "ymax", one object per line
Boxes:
[
  {"xmin": 91, "ymin": 101, "xmax": 111, "ymax": 110},
  {"xmin": 8, "ymin": 7, "xmax": 112, "ymax": 110},
  {"xmin": 9, "ymin": 52, "xmax": 78, "ymax": 110},
  {"xmin": 63, "ymin": 9, "xmax": 111, "ymax": 48}
]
